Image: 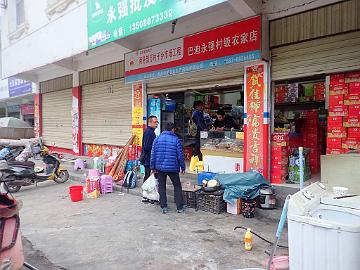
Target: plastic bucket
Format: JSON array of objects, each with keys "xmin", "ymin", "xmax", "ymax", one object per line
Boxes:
[{"xmin": 69, "ymin": 186, "xmax": 84, "ymax": 202}]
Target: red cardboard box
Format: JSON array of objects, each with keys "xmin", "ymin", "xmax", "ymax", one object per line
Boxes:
[
  {"xmin": 349, "ymin": 104, "xmax": 360, "ymax": 116},
  {"xmin": 344, "ymin": 93, "xmax": 360, "ymax": 105},
  {"xmin": 348, "ymin": 128, "xmax": 360, "ymax": 138},
  {"xmin": 342, "ymin": 138, "xmax": 360, "ymax": 149},
  {"xmin": 349, "ymin": 82, "xmax": 360, "ymax": 95},
  {"xmin": 327, "ymin": 138, "xmax": 342, "ymax": 148},
  {"xmin": 343, "ymin": 116, "xmax": 360, "ymax": 127},
  {"xmin": 328, "ymin": 126, "xmax": 347, "ymax": 138},
  {"xmin": 271, "ymin": 146, "xmax": 289, "ymax": 153},
  {"xmin": 272, "ymin": 132, "xmax": 289, "ymax": 147},
  {"xmin": 329, "ymin": 105, "xmax": 349, "ymax": 117},
  {"xmin": 330, "ymin": 74, "xmax": 345, "ymax": 84},
  {"xmin": 330, "ymin": 83, "xmax": 348, "ymax": 95},
  {"xmin": 314, "ymin": 94, "xmax": 325, "ymax": 101},
  {"xmin": 345, "ymin": 72, "xmax": 360, "ymax": 83},
  {"xmin": 326, "ymin": 148, "xmax": 344, "ymax": 155},
  {"xmin": 329, "ymin": 94, "xmax": 344, "ymax": 106},
  {"xmin": 328, "ymin": 116, "xmax": 343, "ymax": 127},
  {"xmin": 307, "ymin": 111, "xmax": 318, "ymax": 118},
  {"xmin": 314, "ymin": 82, "xmax": 325, "ymax": 90},
  {"xmin": 271, "ymin": 174, "xmax": 286, "ymax": 184}
]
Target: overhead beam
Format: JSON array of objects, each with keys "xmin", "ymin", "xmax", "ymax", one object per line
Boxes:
[
  {"xmin": 113, "ymin": 38, "xmax": 140, "ymax": 51},
  {"xmin": 228, "ymin": 0, "xmax": 261, "ymax": 17},
  {"xmin": 16, "ymin": 72, "xmax": 39, "ymax": 83},
  {"xmin": 53, "ymin": 59, "xmax": 78, "ymax": 72}
]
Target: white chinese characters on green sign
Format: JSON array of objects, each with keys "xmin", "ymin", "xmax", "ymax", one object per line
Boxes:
[{"xmin": 87, "ymin": 0, "xmax": 226, "ymax": 49}]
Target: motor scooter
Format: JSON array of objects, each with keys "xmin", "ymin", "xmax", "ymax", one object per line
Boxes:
[{"xmin": 0, "ymin": 145, "xmax": 69, "ymax": 193}]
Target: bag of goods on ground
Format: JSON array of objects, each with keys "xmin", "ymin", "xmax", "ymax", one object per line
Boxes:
[{"xmin": 86, "ymin": 177, "xmax": 100, "ymax": 199}]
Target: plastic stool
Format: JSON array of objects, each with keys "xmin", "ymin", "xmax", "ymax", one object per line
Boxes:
[
  {"xmin": 74, "ymin": 158, "xmax": 85, "ymax": 170},
  {"xmin": 100, "ymin": 175, "xmax": 113, "ymax": 195},
  {"xmin": 88, "ymin": 169, "xmax": 100, "ymax": 177}
]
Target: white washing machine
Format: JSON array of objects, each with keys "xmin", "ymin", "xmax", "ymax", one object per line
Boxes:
[{"xmin": 288, "ymin": 182, "xmax": 360, "ymax": 270}]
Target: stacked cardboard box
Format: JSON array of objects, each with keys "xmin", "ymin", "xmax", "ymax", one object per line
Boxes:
[
  {"xmin": 314, "ymin": 82, "xmax": 326, "ymax": 101},
  {"xmin": 275, "ymin": 86, "xmax": 287, "ymax": 104},
  {"xmin": 303, "ymin": 111, "xmax": 321, "ymax": 174},
  {"xmin": 271, "ymin": 132, "xmax": 289, "ymax": 184},
  {"xmin": 327, "ymin": 72, "xmax": 360, "ymax": 154}
]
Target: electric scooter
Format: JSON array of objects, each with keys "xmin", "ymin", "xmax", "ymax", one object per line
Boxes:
[{"xmin": 0, "ymin": 145, "xmax": 69, "ymax": 193}]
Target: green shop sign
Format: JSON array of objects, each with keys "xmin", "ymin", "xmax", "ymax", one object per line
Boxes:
[{"xmin": 87, "ymin": 0, "xmax": 226, "ymax": 49}]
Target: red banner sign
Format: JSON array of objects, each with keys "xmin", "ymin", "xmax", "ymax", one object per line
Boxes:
[
  {"xmin": 244, "ymin": 63, "xmax": 268, "ymax": 178},
  {"xmin": 125, "ymin": 16, "xmax": 261, "ymax": 83}
]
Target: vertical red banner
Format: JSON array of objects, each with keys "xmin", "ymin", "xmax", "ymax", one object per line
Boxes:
[
  {"xmin": 72, "ymin": 87, "xmax": 82, "ymax": 155},
  {"xmin": 34, "ymin": 93, "xmax": 42, "ymax": 138},
  {"xmin": 244, "ymin": 63, "xmax": 269, "ymax": 178}
]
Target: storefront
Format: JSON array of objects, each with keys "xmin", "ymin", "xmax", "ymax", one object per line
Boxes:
[
  {"xmin": 39, "ymin": 75, "xmax": 73, "ymax": 152},
  {"xmin": 269, "ymin": 1, "xmax": 360, "ymax": 185},
  {"xmin": 125, "ymin": 16, "xmax": 270, "ymax": 178},
  {"xmin": 79, "ymin": 62, "xmax": 132, "ymax": 157}
]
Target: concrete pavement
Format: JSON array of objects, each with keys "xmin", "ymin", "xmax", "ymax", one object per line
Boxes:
[{"xmin": 13, "ymin": 180, "xmax": 288, "ymax": 270}]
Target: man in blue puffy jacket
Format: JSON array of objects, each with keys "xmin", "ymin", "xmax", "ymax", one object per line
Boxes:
[{"xmin": 150, "ymin": 122, "xmax": 185, "ymax": 214}]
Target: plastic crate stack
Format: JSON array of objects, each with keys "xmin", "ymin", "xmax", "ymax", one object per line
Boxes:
[
  {"xmin": 197, "ymin": 190, "xmax": 226, "ymax": 214},
  {"xmin": 327, "ymin": 72, "xmax": 360, "ymax": 154}
]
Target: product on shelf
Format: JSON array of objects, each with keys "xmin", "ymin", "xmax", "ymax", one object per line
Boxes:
[
  {"xmin": 330, "ymin": 74, "xmax": 345, "ymax": 84},
  {"xmin": 348, "ymin": 128, "xmax": 360, "ymax": 138},
  {"xmin": 344, "ymin": 93, "xmax": 360, "ymax": 105}
]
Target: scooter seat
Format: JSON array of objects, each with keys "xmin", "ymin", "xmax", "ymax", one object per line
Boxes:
[{"xmin": 7, "ymin": 161, "xmax": 35, "ymax": 168}]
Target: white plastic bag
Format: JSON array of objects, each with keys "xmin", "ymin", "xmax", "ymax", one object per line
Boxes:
[{"xmin": 141, "ymin": 174, "xmax": 159, "ymax": 201}]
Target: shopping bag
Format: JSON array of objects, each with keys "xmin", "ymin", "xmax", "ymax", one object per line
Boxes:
[
  {"xmin": 141, "ymin": 174, "xmax": 159, "ymax": 201},
  {"xmin": 190, "ymin": 155, "xmax": 199, "ymax": 171}
]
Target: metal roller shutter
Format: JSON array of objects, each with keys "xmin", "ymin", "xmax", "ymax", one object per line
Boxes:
[
  {"xmin": 271, "ymin": 31, "xmax": 360, "ymax": 81},
  {"xmin": 42, "ymin": 89, "xmax": 73, "ymax": 149},
  {"xmin": 82, "ymin": 79, "xmax": 132, "ymax": 146},
  {"xmin": 147, "ymin": 64, "xmax": 245, "ymax": 94}
]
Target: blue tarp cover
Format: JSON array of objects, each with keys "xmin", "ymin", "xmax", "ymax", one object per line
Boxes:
[{"xmin": 215, "ymin": 172, "xmax": 271, "ymax": 203}]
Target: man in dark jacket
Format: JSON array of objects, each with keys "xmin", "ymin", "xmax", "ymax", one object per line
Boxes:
[
  {"xmin": 140, "ymin": 115, "xmax": 157, "ymax": 202},
  {"xmin": 192, "ymin": 101, "xmax": 207, "ymax": 161},
  {"xmin": 150, "ymin": 122, "xmax": 185, "ymax": 214}
]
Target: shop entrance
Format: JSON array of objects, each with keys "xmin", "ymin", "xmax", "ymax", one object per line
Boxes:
[
  {"xmin": 272, "ymin": 75, "xmax": 327, "ymax": 184},
  {"xmin": 147, "ymin": 85, "xmax": 245, "ymax": 173}
]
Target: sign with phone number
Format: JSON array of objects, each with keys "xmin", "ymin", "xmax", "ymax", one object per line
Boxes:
[{"xmin": 87, "ymin": 0, "xmax": 226, "ymax": 49}]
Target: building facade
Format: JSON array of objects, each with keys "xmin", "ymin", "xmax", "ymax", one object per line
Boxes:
[{"xmin": 1, "ymin": 0, "xmax": 357, "ymax": 181}]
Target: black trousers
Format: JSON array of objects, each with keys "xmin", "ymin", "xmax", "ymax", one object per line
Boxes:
[
  {"xmin": 143, "ymin": 166, "xmax": 151, "ymax": 183},
  {"xmin": 157, "ymin": 171, "xmax": 184, "ymax": 210},
  {"xmin": 194, "ymin": 134, "xmax": 203, "ymax": 161}
]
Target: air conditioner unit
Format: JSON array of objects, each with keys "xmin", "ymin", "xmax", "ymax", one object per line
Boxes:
[{"xmin": 0, "ymin": 0, "xmax": 7, "ymax": 9}]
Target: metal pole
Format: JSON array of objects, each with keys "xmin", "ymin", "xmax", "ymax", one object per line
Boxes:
[{"xmin": 299, "ymin": 147, "xmax": 304, "ymax": 190}]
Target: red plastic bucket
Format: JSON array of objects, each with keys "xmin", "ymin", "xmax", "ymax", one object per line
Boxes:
[{"xmin": 69, "ymin": 186, "xmax": 84, "ymax": 202}]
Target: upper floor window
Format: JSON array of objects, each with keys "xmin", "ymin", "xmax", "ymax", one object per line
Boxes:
[{"xmin": 16, "ymin": 0, "xmax": 25, "ymax": 26}]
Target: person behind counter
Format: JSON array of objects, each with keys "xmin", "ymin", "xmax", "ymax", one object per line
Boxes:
[
  {"xmin": 213, "ymin": 109, "xmax": 236, "ymax": 131},
  {"xmin": 192, "ymin": 101, "xmax": 207, "ymax": 161}
]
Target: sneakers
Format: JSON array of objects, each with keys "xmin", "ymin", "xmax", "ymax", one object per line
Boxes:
[
  {"xmin": 160, "ymin": 207, "xmax": 168, "ymax": 214},
  {"xmin": 177, "ymin": 206, "xmax": 186, "ymax": 213},
  {"xmin": 142, "ymin": 198, "xmax": 149, "ymax": 203}
]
